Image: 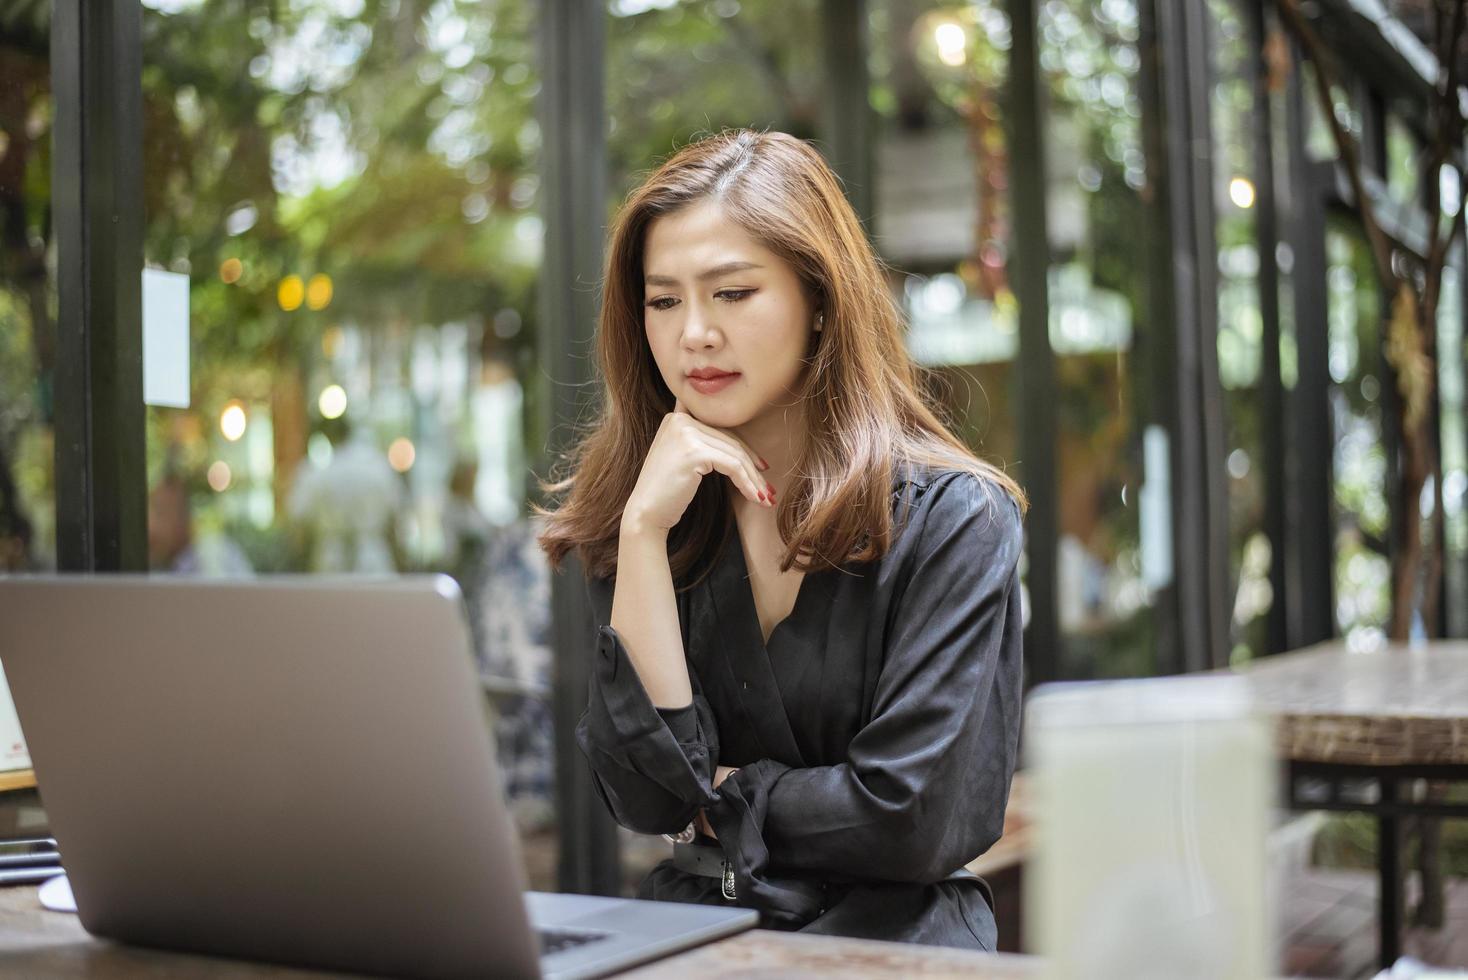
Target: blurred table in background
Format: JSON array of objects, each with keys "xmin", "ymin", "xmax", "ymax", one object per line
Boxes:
[{"xmin": 1242, "ymin": 640, "xmax": 1468, "ymax": 970}]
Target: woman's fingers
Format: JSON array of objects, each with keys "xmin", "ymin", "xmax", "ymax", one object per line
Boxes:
[
  {"xmin": 678, "ymin": 413, "xmax": 770, "ymax": 481},
  {"xmin": 669, "ymin": 395, "xmax": 766, "ymax": 473},
  {"xmin": 667, "ymin": 397, "xmax": 772, "ymax": 502},
  {"xmin": 693, "ymin": 434, "xmax": 772, "ymax": 507}
]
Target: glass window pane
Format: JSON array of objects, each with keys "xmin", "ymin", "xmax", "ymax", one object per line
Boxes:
[
  {"xmin": 1209, "ymin": 0, "xmax": 1272, "ymax": 664},
  {"xmin": 870, "ymin": 0, "xmax": 1026, "ymax": 644},
  {"xmin": 872, "ymin": 0, "xmax": 1017, "ymax": 457},
  {"xmin": 1386, "ymin": 114, "xmax": 1421, "ymax": 210},
  {"xmin": 1325, "ymin": 216, "xmax": 1389, "ymax": 648},
  {"xmin": 0, "ymin": 5, "xmax": 55, "ymax": 573},
  {"xmin": 1301, "ymin": 62, "xmax": 1360, "ymax": 164},
  {"xmin": 141, "ymin": 0, "xmax": 554, "ymax": 881},
  {"xmin": 607, "ymin": 0, "xmax": 822, "ymax": 194},
  {"xmin": 1039, "ymin": 0, "xmax": 1157, "ymax": 678}
]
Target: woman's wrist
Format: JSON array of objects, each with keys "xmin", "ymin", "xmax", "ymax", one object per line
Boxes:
[{"xmin": 619, "ymin": 512, "xmax": 669, "ymax": 543}]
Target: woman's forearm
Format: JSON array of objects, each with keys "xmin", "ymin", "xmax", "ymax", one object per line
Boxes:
[{"xmin": 611, "ymin": 521, "xmax": 693, "ymax": 708}]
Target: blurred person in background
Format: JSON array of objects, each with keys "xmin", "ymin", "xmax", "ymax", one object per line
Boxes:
[
  {"xmin": 148, "ymin": 473, "xmax": 254, "ymax": 577},
  {"xmin": 288, "ymin": 418, "xmax": 400, "ymax": 574},
  {"xmin": 442, "ymin": 458, "xmax": 492, "ymax": 588},
  {"xmin": 537, "ymin": 130, "xmax": 1026, "ymax": 950},
  {"xmin": 470, "ymin": 517, "xmax": 556, "ymax": 833}
]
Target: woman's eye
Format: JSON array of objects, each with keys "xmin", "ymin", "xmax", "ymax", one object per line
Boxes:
[{"xmin": 645, "ymin": 290, "xmax": 751, "ymax": 310}]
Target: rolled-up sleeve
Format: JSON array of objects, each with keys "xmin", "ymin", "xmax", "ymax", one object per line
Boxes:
[
  {"xmin": 574, "ymin": 577, "xmax": 718, "ymax": 836},
  {"xmin": 706, "ymin": 475, "xmax": 1024, "ymax": 922}
]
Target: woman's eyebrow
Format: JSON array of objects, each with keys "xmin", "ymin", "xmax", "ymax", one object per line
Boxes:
[{"xmin": 644, "ymin": 261, "xmax": 764, "ymax": 287}]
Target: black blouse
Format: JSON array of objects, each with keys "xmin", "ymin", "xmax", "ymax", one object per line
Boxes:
[{"xmin": 574, "ymin": 465, "xmax": 1024, "ymax": 950}]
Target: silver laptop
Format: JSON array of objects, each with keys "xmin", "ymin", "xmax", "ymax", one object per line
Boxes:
[{"xmin": 0, "ymin": 575, "xmax": 756, "ymax": 979}]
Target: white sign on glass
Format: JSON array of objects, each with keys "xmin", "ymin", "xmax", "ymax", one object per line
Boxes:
[{"xmin": 143, "ymin": 267, "xmax": 190, "ymax": 409}]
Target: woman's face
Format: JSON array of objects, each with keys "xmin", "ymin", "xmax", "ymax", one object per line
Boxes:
[{"xmin": 642, "ymin": 200, "xmax": 817, "ymax": 432}]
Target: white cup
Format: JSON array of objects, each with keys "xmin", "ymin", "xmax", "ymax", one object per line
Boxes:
[{"xmin": 1024, "ymin": 674, "xmax": 1274, "ymax": 980}]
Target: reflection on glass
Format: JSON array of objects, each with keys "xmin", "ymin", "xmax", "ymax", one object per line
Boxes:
[{"xmin": 0, "ymin": 6, "xmax": 55, "ymax": 573}]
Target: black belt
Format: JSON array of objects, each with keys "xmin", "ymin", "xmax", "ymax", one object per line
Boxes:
[
  {"xmin": 672, "ymin": 841, "xmax": 738, "ymax": 900},
  {"xmin": 672, "ymin": 841, "xmax": 994, "ymax": 911}
]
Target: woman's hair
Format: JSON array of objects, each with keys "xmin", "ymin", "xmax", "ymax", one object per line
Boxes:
[{"xmin": 535, "ymin": 129, "xmax": 1026, "ymax": 585}]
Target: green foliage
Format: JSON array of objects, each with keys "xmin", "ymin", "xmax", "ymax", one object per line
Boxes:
[
  {"xmin": 1314, "ymin": 808, "xmax": 1468, "ymax": 879},
  {"xmin": 606, "ymin": 0, "xmax": 823, "ymax": 197}
]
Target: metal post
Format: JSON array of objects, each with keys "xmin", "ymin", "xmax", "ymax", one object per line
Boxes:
[
  {"xmin": 1377, "ymin": 791, "xmax": 1402, "ymax": 967},
  {"xmin": 1154, "ymin": 0, "xmax": 1231, "ymax": 672},
  {"xmin": 1248, "ymin": 0, "xmax": 1289, "ymax": 657},
  {"xmin": 819, "ymin": 0, "xmax": 873, "ymax": 228},
  {"xmin": 1136, "ymin": 0, "xmax": 1179, "ymax": 673},
  {"xmin": 1282, "ymin": 50, "xmax": 1337, "ymax": 648},
  {"xmin": 537, "ymin": 0, "xmax": 621, "ymax": 897},
  {"xmin": 51, "ymin": 0, "xmax": 147, "ymax": 572},
  {"xmin": 1004, "ymin": 0, "xmax": 1060, "ymax": 687}
]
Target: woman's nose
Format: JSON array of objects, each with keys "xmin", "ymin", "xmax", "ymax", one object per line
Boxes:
[{"xmin": 681, "ymin": 305, "xmax": 719, "ymax": 349}]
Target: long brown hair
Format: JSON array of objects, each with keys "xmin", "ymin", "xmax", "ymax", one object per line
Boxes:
[{"xmin": 535, "ymin": 129, "xmax": 1026, "ymax": 585}]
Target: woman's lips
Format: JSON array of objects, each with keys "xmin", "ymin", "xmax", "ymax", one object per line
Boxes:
[{"xmin": 687, "ymin": 372, "xmax": 740, "ymax": 394}]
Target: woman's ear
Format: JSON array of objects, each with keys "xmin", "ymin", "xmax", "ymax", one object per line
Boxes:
[{"xmin": 814, "ymin": 310, "xmax": 825, "ymax": 332}]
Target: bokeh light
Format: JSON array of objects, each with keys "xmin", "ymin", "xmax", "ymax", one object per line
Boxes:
[
  {"xmin": 219, "ymin": 401, "xmax": 248, "ymax": 442},
  {"xmin": 934, "ymin": 22, "xmax": 967, "ymax": 66},
  {"xmin": 318, "ymin": 384, "xmax": 348, "ymax": 420},
  {"xmin": 206, "ymin": 461, "xmax": 232, "ymax": 492},
  {"xmin": 306, "ymin": 273, "xmax": 333, "ymax": 311},
  {"xmin": 1229, "ymin": 177, "xmax": 1256, "ymax": 209},
  {"xmin": 277, "ymin": 274, "xmax": 305, "ymax": 311},
  {"xmin": 387, "ymin": 437, "xmax": 416, "ymax": 473},
  {"xmin": 219, "ymin": 257, "xmax": 243, "ymax": 284}
]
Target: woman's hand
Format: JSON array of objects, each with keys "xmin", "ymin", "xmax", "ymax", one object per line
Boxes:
[
  {"xmin": 696, "ymin": 765, "xmax": 740, "ymax": 840},
  {"xmin": 621, "ymin": 398, "xmax": 774, "ymax": 535}
]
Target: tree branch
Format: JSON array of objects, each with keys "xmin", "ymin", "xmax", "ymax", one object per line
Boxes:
[{"xmin": 1274, "ymin": 0, "xmax": 1398, "ymax": 293}]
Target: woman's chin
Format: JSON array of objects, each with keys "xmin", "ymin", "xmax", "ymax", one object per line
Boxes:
[{"xmin": 683, "ymin": 395, "xmax": 751, "ymax": 428}]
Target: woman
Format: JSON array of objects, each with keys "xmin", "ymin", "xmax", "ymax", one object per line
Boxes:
[{"xmin": 537, "ymin": 129, "xmax": 1026, "ymax": 950}]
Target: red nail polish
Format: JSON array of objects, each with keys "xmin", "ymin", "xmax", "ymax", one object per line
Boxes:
[
  {"xmin": 759, "ymin": 457, "xmax": 769, "ymax": 470},
  {"xmin": 758, "ymin": 490, "xmax": 766, "ymax": 502}
]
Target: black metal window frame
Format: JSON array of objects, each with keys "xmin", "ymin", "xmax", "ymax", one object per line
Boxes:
[{"xmin": 51, "ymin": 0, "xmax": 147, "ymax": 572}]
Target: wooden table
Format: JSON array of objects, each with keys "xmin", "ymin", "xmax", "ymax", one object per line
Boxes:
[
  {"xmin": 1240, "ymin": 640, "xmax": 1468, "ymax": 969},
  {"xmin": 0, "ymin": 885, "xmax": 1039, "ymax": 978}
]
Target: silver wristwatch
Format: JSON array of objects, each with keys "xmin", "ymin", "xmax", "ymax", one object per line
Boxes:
[{"xmin": 662, "ymin": 821, "xmax": 697, "ymax": 845}]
